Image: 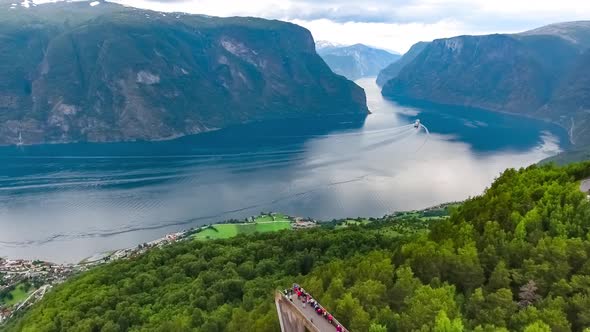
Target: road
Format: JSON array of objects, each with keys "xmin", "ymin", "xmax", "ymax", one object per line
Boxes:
[{"xmin": 15, "ymin": 285, "xmax": 50, "ymax": 311}]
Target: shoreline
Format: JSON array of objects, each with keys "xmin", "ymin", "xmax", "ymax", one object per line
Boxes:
[
  {"xmin": 383, "ymin": 95, "xmax": 575, "ymax": 147},
  {"xmin": 0, "ymin": 111, "xmax": 370, "ymax": 148},
  {"xmin": 0, "ymin": 203, "xmax": 458, "ymax": 323},
  {"xmin": 1, "ymin": 201, "xmax": 460, "ymax": 265},
  {"xmin": 0, "ymin": 212, "xmax": 316, "ymax": 322}
]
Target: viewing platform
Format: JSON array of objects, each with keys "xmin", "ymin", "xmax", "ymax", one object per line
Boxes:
[{"xmin": 275, "ymin": 285, "xmax": 348, "ymax": 332}]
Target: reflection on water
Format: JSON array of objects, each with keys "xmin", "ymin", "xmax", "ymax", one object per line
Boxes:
[{"xmin": 0, "ymin": 78, "xmax": 568, "ymax": 262}]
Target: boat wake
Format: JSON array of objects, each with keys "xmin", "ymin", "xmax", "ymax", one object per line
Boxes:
[{"xmin": 0, "ymin": 121, "xmax": 430, "ymax": 255}]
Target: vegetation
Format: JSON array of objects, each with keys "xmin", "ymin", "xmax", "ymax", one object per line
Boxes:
[
  {"xmin": 0, "ymin": 283, "xmax": 33, "ymax": 307},
  {"xmin": 381, "ymin": 23, "xmax": 590, "ymax": 152},
  {"xmin": 0, "ymin": 0, "xmax": 367, "ymax": 145},
  {"xmin": 376, "ymin": 41, "xmax": 430, "ymax": 86},
  {"xmin": 334, "ymin": 218, "xmax": 373, "ymax": 229},
  {"xmin": 192, "ymin": 214, "xmax": 292, "ymax": 240},
  {"xmin": 330, "ymin": 204, "xmax": 457, "ymax": 231},
  {"xmin": 543, "ymin": 145, "xmax": 590, "ymax": 166},
  {"xmin": 392, "ymin": 203, "xmax": 459, "ymax": 221},
  {"xmin": 6, "ymin": 162, "xmax": 590, "ymax": 331}
]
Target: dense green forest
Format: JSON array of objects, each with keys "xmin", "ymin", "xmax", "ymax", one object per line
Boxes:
[{"xmin": 6, "ymin": 162, "xmax": 590, "ymax": 332}]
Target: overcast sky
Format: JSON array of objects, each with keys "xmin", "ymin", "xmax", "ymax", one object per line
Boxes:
[{"xmin": 107, "ymin": 0, "xmax": 589, "ymax": 53}]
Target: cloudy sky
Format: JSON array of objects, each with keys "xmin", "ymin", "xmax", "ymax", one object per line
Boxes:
[{"xmin": 107, "ymin": 0, "xmax": 589, "ymax": 53}]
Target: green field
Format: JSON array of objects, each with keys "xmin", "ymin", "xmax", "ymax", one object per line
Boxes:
[
  {"xmin": 1, "ymin": 283, "xmax": 32, "ymax": 306},
  {"xmin": 253, "ymin": 213, "xmax": 289, "ymax": 222},
  {"xmin": 393, "ymin": 203, "xmax": 460, "ymax": 221},
  {"xmin": 335, "ymin": 219, "xmax": 372, "ymax": 229},
  {"xmin": 192, "ymin": 214, "xmax": 292, "ymax": 240}
]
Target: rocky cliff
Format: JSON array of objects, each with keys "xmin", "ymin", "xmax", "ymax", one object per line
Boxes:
[
  {"xmin": 0, "ymin": 1, "xmax": 368, "ymax": 145},
  {"xmin": 381, "ymin": 21, "xmax": 590, "ymax": 147}
]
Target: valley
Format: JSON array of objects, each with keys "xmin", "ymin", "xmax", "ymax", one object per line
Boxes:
[
  {"xmin": 0, "ymin": 78, "xmax": 567, "ymax": 263},
  {"xmin": 1, "ymin": 1, "xmax": 590, "ymax": 331},
  {"xmin": 316, "ymin": 42, "xmax": 400, "ymax": 81}
]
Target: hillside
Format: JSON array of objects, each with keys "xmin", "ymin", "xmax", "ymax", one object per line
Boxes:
[
  {"xmin": 542, "ymin": 146, "xmax": 590, "ymax": 165},
  {"xmin": 376, "ymin": 41, "xmax": 429, "ymax": 86},
  {"xmin": 317, "ymin": 43, "xmax": 401, "ymax": 80},
  {"xmin": 0, "ymin": 1, "xmax": 368, "ymax": 145},
  {"xmin": 521, "ymin": 21, "xmax": 590, "ymax": 47},
  {"xmin": 6, "ymin": 161, "xmax": 590, "ymax": 331},
  {"xmin": 542, "ymin": 49, "xmax": 590, "ymax": 146},
  {"xmin": 381, "ymin": 21, "xmax": 590, "ymax": 150}
]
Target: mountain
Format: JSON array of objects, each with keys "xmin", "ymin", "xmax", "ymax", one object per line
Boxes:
[
  {"xmin": 542, "ymin": 49, "xmax": 590, "ymax": 143},
  {"xmin": 7, "ymin": 161, "xmax": 590, "ymax": 331},
  {"xmin": 376, "ymin": 41, "xmax": 429, "ymax": 86},
  {"xmin": 0, "ymin": 1, "xmax": 368, "ymax": 145},
  {"xmin": 539, "ymin": 49, "xmax": 590, "ymax": 163},
  {"xmin": 316, "ymin": 43, "xmax": 401, "ymax": 80},
  {"xmin": 314, "ymin": 40, "xmax": 344, "ymax": 53},
  {"xmin": 521, "ymin": 21, "xmax": 590, "ymax": 46},
  {"xmin": 382, "ymin": 21, "xmax": 590, "ymax": 149}
]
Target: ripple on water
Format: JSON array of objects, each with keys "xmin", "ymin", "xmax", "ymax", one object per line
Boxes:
[{"xmin": 0, "ymin": 79, "xmax": 569, "ymax": 262}]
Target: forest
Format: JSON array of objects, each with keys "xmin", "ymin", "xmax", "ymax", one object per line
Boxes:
[{"xmin": 5, "ymin": 162, "xmax": 590, "ymax": 332}]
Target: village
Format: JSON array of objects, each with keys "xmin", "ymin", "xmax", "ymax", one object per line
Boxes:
[
  {"xmin": 0, "ymin": 258, "xmax": 75, "ymax": 322},
  {"xmin": 0, "ymin": 229, "xmax": 195, "ymax": 322},
  {"xmin": 0, "ymin": 213, "xmax": 319, "ymax": 323}
]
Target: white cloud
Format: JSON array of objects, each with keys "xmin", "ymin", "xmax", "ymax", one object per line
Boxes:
[
  {"xmin": 39, "ymin": 0, "xmax": 590, "ymax": 52},
  {"xmin": 110, "ymin": 0, "xmax": 590, "ymax": 24},
  {"xmin": 291, "ymin": 19, "xmax": 510, "ymax": 53}
]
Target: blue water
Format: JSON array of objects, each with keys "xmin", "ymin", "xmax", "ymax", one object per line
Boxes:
[{"xmin": 0, "ymin": 78, "xmax": 569, "ymax": 262}]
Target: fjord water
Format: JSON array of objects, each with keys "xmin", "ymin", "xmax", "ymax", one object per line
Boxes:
[{"xmin": 0, "ymin": 78, "xmax": 568, "ymax": 262}]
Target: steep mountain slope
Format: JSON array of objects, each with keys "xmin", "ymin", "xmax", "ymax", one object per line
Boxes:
[
  {"xmin": 384, "ymin": 34, "xmax": 579, "ymax": 112},
  {"xmin": 317, "ymin": 43, "xmax": 401, "ymax": 80},
  {"xmin": 540, "ymin": 50, "xmax": 590, "ymax": 163},
  {"xmin": 376, "ymin": 41, "xmax": 429, "ymax": 86},
  {"xmin": 381, "ymin": 21, "xmax": 590, "ymax": 149},
  {"xmin": 543, "ymin": 50, "xmax": 590, "ymax": 144},
  {"xmin": 0, "ymin": 1, "xmax": 368, "ymax": 145}
]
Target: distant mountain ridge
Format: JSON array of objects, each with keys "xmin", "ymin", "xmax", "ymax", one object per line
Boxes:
[
  {"xmin": 0, "ymin": 1, "xmax": 368, "ymax": 145},
  {"xmin": 315, "ymin": 40, "xmax": 345, "ymax": 52},
  {"xmin": 381, "ymin": 21, "xmax": 590, "ymax": 149},
  {"xmin": 316, "ymin": 42, "xmax": 401, "ymax": 80},
  {"xmin": 520, "ymin": 21, "xmax": 590, "ymax": 47}
]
